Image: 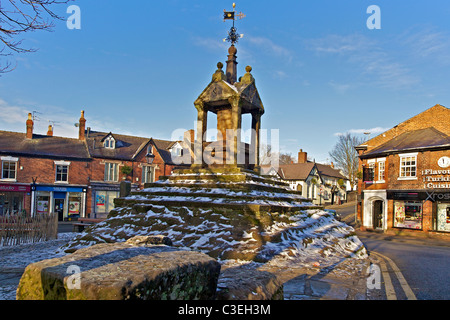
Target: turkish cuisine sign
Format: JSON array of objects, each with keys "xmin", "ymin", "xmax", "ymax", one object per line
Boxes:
[{"xmin": 422, "ymin": 156, "xmax": 450, "ymax": 189}]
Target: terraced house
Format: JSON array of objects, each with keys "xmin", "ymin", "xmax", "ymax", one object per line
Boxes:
[
  {"xmin": 356, "ymin": 104, "xmax": 450, "ymax": 238},
  {"xmin": 0, "ymin": 111, "xmax": 189, "ymax": 220}
]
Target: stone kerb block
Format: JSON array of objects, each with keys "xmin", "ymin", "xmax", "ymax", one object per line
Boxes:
[{"xmin": 17, "ymin": 237, "xmax": 221, "ymax": 300}]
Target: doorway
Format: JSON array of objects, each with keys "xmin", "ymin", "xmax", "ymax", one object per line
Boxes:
[
  {"xmin": 372, "ymin": 200, "xmax": 383, "ymax": 229},
  {"xmin": 54, "ymin": 199, "xmax": 65, "ymax": 221}
]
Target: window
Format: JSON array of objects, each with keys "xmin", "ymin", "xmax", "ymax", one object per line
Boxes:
[
  {"xmin": 95, "ymin": 190, "xmax": 118, "ymax": 214},
  {"xmin": 2, "ymin": 161, "xmax": 17, "ymax": 180},
  {"xmin": 437, "ymin": 203, "xmax": 450, "ymax": 232},
  {"xmin": 105, "ymin": 162, "xmax": 118, "ymax": 182},
  {"xmin": 394, "ymin": 201, "xmax": 422, "ymax": 229},
  {"xmin": 399, "ymin": 154, "xmax": 417, "ymax": 178},
  {"xmin": 36, "ymin": 192, "xmax": 50, "ymax": 214},
  {"xmin": 378, "ymin": 161, "xmax": 385, "ymax": 181},
  {"xmin": 363, "ymin": 162, "xmax": 375, "ymax": 182},
  {"xmin": 104, "ymin": 136, "xmax": 115, "ymax": 149},
  {"xmin": 55, "ymin": 165, "xmax": 69, "ymax": 182},
  {"xmin": 142, "ymin": 166, "xmax": 155, "ymax": 183}
]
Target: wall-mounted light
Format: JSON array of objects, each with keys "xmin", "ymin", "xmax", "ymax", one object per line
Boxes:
[{"xmin": 146, "ymin": 153, "xmax": 155, "ymax": 164}]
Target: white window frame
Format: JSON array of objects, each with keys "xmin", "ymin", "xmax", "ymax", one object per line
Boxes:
[
  {"xmin": 142, "ymin": 165, "xmax": 155, "ymax": 184},
  {"xmin": 377, "ymin": 158, "xmax": 386, "ymax": 183},
  {"xmin": 104, "ymin": 136, "xmax": 116, "ymax": 149},
  {"xmin": 1, "ymin": 156, "xmax": 18, "ymax": 181},
  {"xmin": 104, "ymin": 162, "xmax": 119, "ymax": 182},
  {"xmin": 398, "ymin": 153, "xmax": 418, "ymax": 180}
]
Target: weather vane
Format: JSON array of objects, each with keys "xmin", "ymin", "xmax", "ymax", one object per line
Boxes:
[{"xmin": 223, "ymin": 3, "xmax": 245, "ymax": 45}]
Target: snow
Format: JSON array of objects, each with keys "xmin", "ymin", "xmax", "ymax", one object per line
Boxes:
[{"xmin": 0, "ymin": 209, "xmax": 368, "ymax": 301}]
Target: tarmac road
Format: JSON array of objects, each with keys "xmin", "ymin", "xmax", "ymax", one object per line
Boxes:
[{"xmin": 329, "ymin": 202, "xmax": 450, "ymax": 300}]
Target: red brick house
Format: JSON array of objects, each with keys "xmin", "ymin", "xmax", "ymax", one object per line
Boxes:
[
  {"xmin": 356, "ymin": 104, "xmax": 450, "ymax": 238},
  {"xmin": 0, "ymin": 111, "xmax": 189, "ymax": 220}
]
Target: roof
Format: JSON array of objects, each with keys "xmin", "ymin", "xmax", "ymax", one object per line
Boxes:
[
  {"xmin": 85, "ymin": 130, "xmax": 150, "ymax": 161},
  {"xmin": 315, "ymin": 163, "xmax": 348, "ymax": 180},
  {"xmin": 261, "ymin": 162, "xmax": 348, "ymax": 181},
  {"xmin": 360, "ymin": 127, "xmax": 450, "ymax": 159},
  {"xmin": 151, "ymin": 138, "xmax": 180, "ymax": 165},
  {"xmin": 278, "ymin": 163, "xmax": 315, "ymax": 180},
  {"xmin": 0, "ymin": 131, "xmax": 90, "ymax": 160}
]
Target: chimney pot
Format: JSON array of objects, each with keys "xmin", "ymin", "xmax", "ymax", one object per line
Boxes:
[
  {"xmin": 78, "ymin": 110, "xmax": 86, "ymax": 140},
  {"xmin": 298, "ymin": 149, "xmax": 307, "ymax": 164},
  {"xmin": 26, "ymin": 113, "xmax": 34, "ymax": 139},
  {"xmin": 47, "ymin": 125, "xmax": 53, "ymax": 137}
]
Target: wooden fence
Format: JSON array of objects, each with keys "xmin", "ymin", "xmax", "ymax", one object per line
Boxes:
[{"xmin": 0, "ymin": 213, "xmax": 58, "ymax": 246}]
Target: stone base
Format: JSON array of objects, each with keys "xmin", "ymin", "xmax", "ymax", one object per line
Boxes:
[{"xmin": 17, "ymin": 237, "xmax": 221, "ymax": 300}]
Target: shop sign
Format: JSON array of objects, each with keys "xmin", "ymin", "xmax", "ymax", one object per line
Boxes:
[
  {"xmin": 425, "ymin": 191, "xmax": 450, "ymax": 202},
  {"xmin": 421, "ymin": 157, "xmax": 450, "ymax": 189},
  {"xmin": 35, "ymin": 186, "xmax": 84, "ymax": 193},
  {"xmin": 0, "ymin": 184, "xmax": 31, "ymax": 192}
]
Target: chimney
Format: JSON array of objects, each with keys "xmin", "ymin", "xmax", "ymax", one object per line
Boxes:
[
  {"xmin": 47, "ymin": 125, "xmax": 53, "ymax": 136},
  {"xmin": 298, "ymin": 149, "xmax": 307, "ymax": 164},
  {"xmin": 78, "ymin": 110, "xmax": 86, "ymax": 140},
  {"xmin": 184, "ymin": 129, "xmax": 195, "ymax": 144},
  {"xmin": 330, "ymin": 161, "xmax": 334, "ymax": 168},
  {"xmin": 26, "ymin": 113, "xmax": 33, "ymax": 139}
]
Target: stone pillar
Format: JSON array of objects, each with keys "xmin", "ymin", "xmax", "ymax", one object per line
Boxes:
[
  {"xmin": 226, "ymin": 45, "xmax": 238, "ymax": 85},
  {"xmin": 194, "ymin": 102, "xmax": 207, "ymax": 167},
  {"xmin": 229, "ymin": 96, "xmax": 241, "ymax": 166},
  {"xmin": 251, "ymin": 113, "xmax": 261, "ymax": 169}
]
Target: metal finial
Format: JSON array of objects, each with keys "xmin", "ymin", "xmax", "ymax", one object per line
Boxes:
[{"xmin": 223, "ymin": 3, "xmax": 245, "ymax": 45}]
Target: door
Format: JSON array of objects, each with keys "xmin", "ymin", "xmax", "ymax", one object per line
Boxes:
[
  {"xmin": 372, "ymin": 200, "xmax": 383, "ymax": 229},
  {"xmin": 54, "ymin": 199, "xmax": 65, "ymax": 221}
]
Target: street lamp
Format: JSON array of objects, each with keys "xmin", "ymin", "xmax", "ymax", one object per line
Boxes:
[{"xmin": 146, "ymin": 153, "xmax": 155, "ymax": 164}]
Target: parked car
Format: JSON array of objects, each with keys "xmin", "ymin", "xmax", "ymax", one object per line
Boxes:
[{"xmin": 324, "ymin": 209, "xmax": 341, "ymax": 221}]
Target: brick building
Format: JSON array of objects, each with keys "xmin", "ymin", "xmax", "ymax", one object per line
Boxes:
[
  {"xmin": 356, "ymin": 104, "xmax": 450, "ymax": 238},
  {"xmin": 0, "ymin": 111, "xmax": 189, "ymax": 220},
  {"xmin": 261, "ymin": 149, "xmax": 348, "ymax": 205}
]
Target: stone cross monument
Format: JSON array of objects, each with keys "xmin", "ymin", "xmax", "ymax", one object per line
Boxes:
[{"xmin": 193, "ymin": 4, "xmax": 264, "ymax": 170}]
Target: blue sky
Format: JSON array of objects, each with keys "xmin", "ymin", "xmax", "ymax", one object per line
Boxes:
[{"xmin": 1, "ymin": 0, "xmax": 450, "ymax": 163}]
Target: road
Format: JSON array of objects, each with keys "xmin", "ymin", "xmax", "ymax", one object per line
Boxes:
[{"xmin": 330, "ymin": 202, "xmax": 450, "ymax": 300}]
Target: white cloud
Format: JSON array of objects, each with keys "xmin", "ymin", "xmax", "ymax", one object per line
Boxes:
[
  {"xmin": 247, "ymin": 36, "xmax": 293, "ymax": 61},
  {"xmin": 306, "ymin": 33, "xmax": 420, "ymax": 90},
  {"xmin": 334, "ymin": 127, "xmax": 390, "ymax": 137}
]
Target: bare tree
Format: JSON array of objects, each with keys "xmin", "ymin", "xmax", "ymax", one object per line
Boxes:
[
  {"xmin": 329, "ymin": 133, "xmax": 365, "ymax": 189},
  {"xmin": 279, "ymin": 152, "xmax": 296, "ymax": 165},
  {"xmin": 0, "ymin": 0, "xmax": 70, "ymax": 73}
]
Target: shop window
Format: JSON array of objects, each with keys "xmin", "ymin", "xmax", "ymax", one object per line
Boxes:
[
  {"xmin": 105, "ymin": 162, "xmax": 119, "ymax": 182},
  {"xmin": 36, "ymin": 192, "xmax": 50, "ymax": 215},
  {"xmin": 95, "ymin": 190, "xmax": 118, "ymax": 214},
  {"xmin": 1, "ymin": 161, "xmax": 17, "ymax": 180},
  {"xmin": 437, "ymin": 203, "xmax": 450, "ymax": 232},
  {"xmin": 394, "ymin": 201, "xmax": 422, "ymax": 229},
  {"xmin": 142, "ymin": 166, "xmax": 155, "ymax": 184},
  {"xmin": 68, "ymin": 193, "xmax": 82, "ymax": 217},
  {"xmin": 55, "ymin": 165, "xmax": 69, "ymax": 183},
  {"xmin": 0, "ymin": 192, "xmax": 23, "ymax": 216},
  {"xmin": 399, "ymin": 154, "xmax": 417, "ymax": 178}
]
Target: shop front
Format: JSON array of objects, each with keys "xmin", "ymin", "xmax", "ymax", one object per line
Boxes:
[
  {"xmin": 32, "ymin": 185, "xmax": 87, "ymax": 221},
  {"xmin": 0, "ymin": 183, "xmax": 31, "ymax": 216},
  {"xmin": 89, "ymin": 182, "xmax": 120, "ymax": 219},
  {"xmin": 387, "ymin": 190, "xmax": 450, "ymax": 234}
]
